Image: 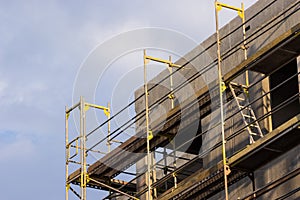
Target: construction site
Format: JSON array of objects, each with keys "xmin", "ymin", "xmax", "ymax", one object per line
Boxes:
[{"xmin": 65, "ymin": 0, "xmax": 300, "ymax": 199}]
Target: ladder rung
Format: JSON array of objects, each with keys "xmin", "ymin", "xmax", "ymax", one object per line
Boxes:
[
  {"xmin": 240, "ymin": 108, "xmax": 252, "ymax": 113},
  {"xmin": 240, "ymin": 106, "xmax": 251, "ymax": 110},
  {"xmin": 249, "ymin": 132, "xmax": 260, "ymax": 136},
  {"xmin": 239, "ymin": 106, "xmax": 245, "ymax": 110},
  {"xmin": 249, "ymin": 123, "xmax": 259, "ymax": 127},
  {"xmin": 243, "ymin": 114, "xmax": 255, "ymax": 119},
  {"xmin": 236, "ymin": 97, "xmax": 245, "ymax": 101},
  {"xmin": 230, "ymin": 82, "xmax": 239, "ymax": 86},
  {"xmin": 239, "ymin": 84, "xmax": 247, "ymax": 89}
]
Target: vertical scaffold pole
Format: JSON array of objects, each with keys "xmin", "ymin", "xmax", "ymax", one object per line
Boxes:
[
  {"xmin": 65, "ymin": 106, "xmax": 69, "ymax": 200},
  {"xmin": 144, "ymin": 49, "xmax": 152, "ymax": 200},
  {"xmin": 167, "ymin": 56, "xmax": 177, "ymax": 189},
  {"xmin": 107, "ymin": 102, "xmax": 111, "ymax": 153},
  {"xmin": 241, "ymin": 2, "xmax": 249, "ymax": 87},
  {"xmin": 143, "ymin": 52, "xmax": 182, "ymax": 195},
  {"xmin": 241, "ymin": 2, "xmax": 247, "ymax": 61},
  {"xmin": 215, "ymin": 2, "xmax": 229, "ymax": 200},
  {"xmin": 168, "ymin": 55, "xmax": 175, "ymax": 109},
  {"xmin": 80, "ymin": 96, "xmax": 87, "ymax": 200},
  {"xmin": 106, "ymin": 102, "xmax": 112, "ymax": 197}
]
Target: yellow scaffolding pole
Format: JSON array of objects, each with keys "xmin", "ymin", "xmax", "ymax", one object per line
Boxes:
[
  {"xmin": 65, "ymin": 106, "xmax": 70, "ymax": 200},
  {"xmin": 65, "ymin": 98, "xmax": 111, "ymax": 200},
  {"xmin": 107, "ymin": 102, "xmax": 111, "ymax": 153},
  {"xmin": 144, "ymin": 53, "xmax": 185, "ymax": 191},
  {"xmin": 167, "ymin": 56, "xmax": 177, "ymax": 189},
  {"xmin": 85, "ymin": 102, "xmax": 111, "ymax": 152},
  {"xmin": 216, "ymin": 1, "xmax": 248, "ymax": 86},
  {"xmin": 215, "ymin": 1, "xmax": 246, "ymax": 200},
  {"xmin": 144, "ymin": 49, "xmax": 152, "ymax": 200},
  {"xmin": 80, "ymin": 96, "xmax": 87, "ymax": 200},
  {"xmin": 144, "ymin": 55, "xmax": 182, "ymax": 68}
]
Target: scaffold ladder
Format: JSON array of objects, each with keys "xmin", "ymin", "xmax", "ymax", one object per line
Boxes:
[{"xmin": 228, "ymin": 82, "xmax": 264, "ymax": 144}]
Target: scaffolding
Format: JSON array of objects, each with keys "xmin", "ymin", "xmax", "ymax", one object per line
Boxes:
[
  {"xmin": 65, "ymin": 98, "xmax": 138, "ymax": 200},
  {"xmin": 215, "ymin": 2, "xmax": 257, "ymax": 199},
  {"xmin": 65, "ymin": 0, "xmax": 300, "ymax": 199},
  {"xmin": 143, "ymin": 51, "xmax": 186, "ymax": 198}
]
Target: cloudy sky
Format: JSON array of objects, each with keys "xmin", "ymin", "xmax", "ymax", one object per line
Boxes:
[{"xmin": 0, "ymin": 1, "xmax": 257, "ymax": 199}]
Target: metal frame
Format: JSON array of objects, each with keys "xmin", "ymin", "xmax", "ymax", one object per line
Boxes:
[
  {"xmin": 143, "ymin": 51, "xmax": 184, "ymax": 199},
  {"xmin": 65, "ymin": 97, "xmax": 110, "ymax": 200}
]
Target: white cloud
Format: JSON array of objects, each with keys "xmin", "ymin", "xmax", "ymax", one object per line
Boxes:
[
  {"xmin": 0, "ymin": 80, "xmax": 7, "ymax": 95},
  {"xmin": 0, "ymin": 136, "xmax": 36, "ymax": 162},
  {"xmin": 0, "ymin": 80, "xmax": 46, "ymax": 105}
]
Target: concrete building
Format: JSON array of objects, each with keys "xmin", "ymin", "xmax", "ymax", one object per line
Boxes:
[
  {"xmin": 66, "ymin": 0, "xmax": 300, "ymax": 199},
  {"xmin": 133, "ymin": 0, "xmax": 300, "ymax": 199}
]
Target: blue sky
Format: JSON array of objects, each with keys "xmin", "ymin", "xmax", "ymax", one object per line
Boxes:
[{"xmin": 0, "ymin": 1, "xmax": 257, "ymax": 199}]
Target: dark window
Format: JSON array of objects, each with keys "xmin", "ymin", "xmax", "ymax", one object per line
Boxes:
[{"xmin": 270, "ymin": 59, "xmax": 300, "ymax": 128}]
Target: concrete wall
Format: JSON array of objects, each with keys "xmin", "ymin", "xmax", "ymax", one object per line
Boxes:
[{"xmin": 134, "ymin": 0, "xmax": 300, "ymax": 199}]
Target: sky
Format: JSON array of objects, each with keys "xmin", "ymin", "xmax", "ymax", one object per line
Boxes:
[{"xmin": 0, "ymin": 1, "xmax": 257, "ymax": 199}]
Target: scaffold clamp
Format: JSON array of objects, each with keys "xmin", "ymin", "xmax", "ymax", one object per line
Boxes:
[
  {"xmin": 221, "ymin": 81, "xmax": 226, "ymax": 93},
  {"xmin": 168, "ymin": 93, "xmax": 175, "ymax": 99},
  {"xmin": 148, "ymin": 130, "xmax": 154, "ymax": 140},
  {"xmin": 225, "ymin": 165, "xmax": 231, "ymax": 176}
]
